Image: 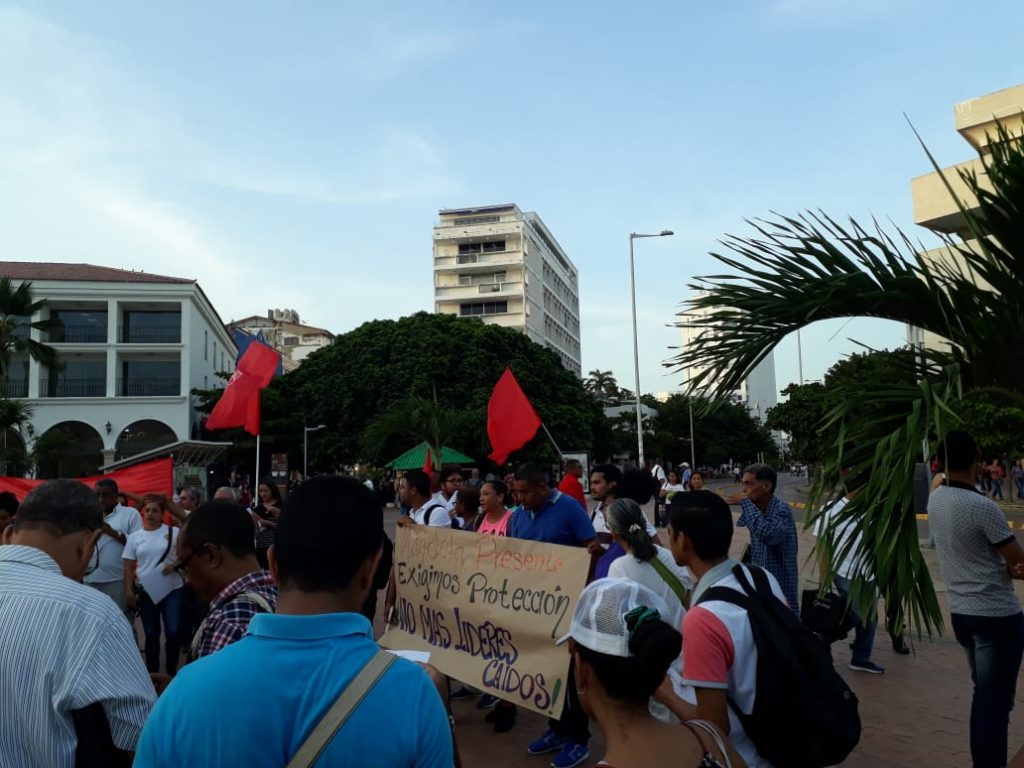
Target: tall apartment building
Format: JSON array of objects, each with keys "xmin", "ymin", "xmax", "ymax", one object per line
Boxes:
[
  {"xmin": 679, "ymin": 290, "xmax": 778, "ymax": 420},
  {"xmin": 907, "ymin": 83, "xmax": 1024, "ymax": 352},
  {"xmin": 432, "ymin": 203, "xmax": 582, "ymax": 376},
  {"xmin": 0, "ymin": 262, "xmax": 235, "ymax": 477}
]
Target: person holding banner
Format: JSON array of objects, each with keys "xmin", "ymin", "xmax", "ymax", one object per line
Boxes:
[
  {"xmin": 556, "ymin": 579, "xmax": 741, "ymax": 768},
  {"xmin": 511, "ymin": 463, "xmax": 600, "ymax": 768},
  {"xmin": 468, "ymin": 479, "xmax": 512, "ymax": 536}
]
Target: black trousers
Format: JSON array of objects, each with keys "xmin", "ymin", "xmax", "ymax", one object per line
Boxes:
[{"xmin": 548, "ymin": 664, "xmax": 589, "ymax": 744}]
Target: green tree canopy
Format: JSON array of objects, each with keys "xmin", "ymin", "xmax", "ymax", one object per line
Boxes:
[{"xmin": 197, "ymin": 312, "xmax": 607, "ymax": 474}]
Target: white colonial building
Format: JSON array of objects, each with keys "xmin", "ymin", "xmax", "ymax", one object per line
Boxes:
[{"xmin": 1, "ymin": 262, "xmax": 235, "ymax": 477}]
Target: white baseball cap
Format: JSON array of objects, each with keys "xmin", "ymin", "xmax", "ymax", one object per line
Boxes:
[{"xmin": 556, "ymin": 578, "xmax": 672, "ymax": 658}]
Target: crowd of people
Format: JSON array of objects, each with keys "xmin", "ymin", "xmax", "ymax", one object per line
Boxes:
[{"xmin": 1, "ymin": 431, "xmax": 1023, "ymax": 767}]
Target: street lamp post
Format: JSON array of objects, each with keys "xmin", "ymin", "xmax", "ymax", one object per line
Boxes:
[
  {"xmin": 303, "ymin": 424, "xmax": 327, "ymax": 480},
  {"xmin": 629, "ymin": 229, "xmax": 674, "ymax": 468}
]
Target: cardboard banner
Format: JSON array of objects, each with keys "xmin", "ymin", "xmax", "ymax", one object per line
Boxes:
[
  {"xmin": 0, "ymin": 457, "xmax": 175, "ymax": 501},
  {"xmin": 382, "ymin": 525, "xmax": 590, "ymax": 719}
]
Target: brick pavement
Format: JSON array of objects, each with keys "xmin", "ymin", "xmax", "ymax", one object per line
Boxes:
[{"xmin": 415, "ymin": 497, "xmax": 1024, "ymax": 768}]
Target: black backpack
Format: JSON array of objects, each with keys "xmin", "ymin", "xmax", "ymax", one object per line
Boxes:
[
  {"xmin": 698, "ymin": 564, "xmax": 861, "ymax": 768},
  {"xmin": 422, "ymin": 503, "xmax": 459, "ymax": 529}
]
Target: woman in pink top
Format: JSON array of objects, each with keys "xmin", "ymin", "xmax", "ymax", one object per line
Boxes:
[{"xmin": 472, "ymin": 480, "xmax": 513, "ymax": 536}]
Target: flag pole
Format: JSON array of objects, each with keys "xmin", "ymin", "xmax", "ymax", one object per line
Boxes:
[{"xmin": 541, "ymin": 422, "xmax": 563, "ymax": 459}]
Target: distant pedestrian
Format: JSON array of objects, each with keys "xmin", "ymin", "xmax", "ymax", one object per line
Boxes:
[
  {"xmin": 558, "ymin": 458, "xmax": 588, "ymax": 510},
  {"xmin": 930, "ymin": 430, "xmax": 1024, "ymax": 768},
  {"xmin": 86, "ymin": 477, "xmax": 142, "ymax": 613},
  {"xmin": 733, "ymin": 463, "xmax": 799, "ymax": 613},
  {"xmin": 1013, "ymin": 460, "xmax": 1024, "ymax": 502},
  {"xmin": 250, "ymin": 478, "xmax": 282, "ymax": 570},
  {"xmin": 990, "ymin": 459, "xmax": 1005, "ymax": 500}
]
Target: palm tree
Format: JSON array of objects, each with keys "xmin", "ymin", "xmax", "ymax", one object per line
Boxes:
[
  {"xmin": 671, "ymin": 124, "xmax": 1024, "ymax": 637},
  {"xmin": 584, "ymin": 369, "xmax": 619, "ymax": 402},
  {"xmin": 360, "ymin": 390, "xmax": 471, "ymax": 470},
  {"xmin": 0, "ymin": 278, "xmax": 61, "ymax": 380}
]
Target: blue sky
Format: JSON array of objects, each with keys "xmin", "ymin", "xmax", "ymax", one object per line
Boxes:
[{"xmin": 2, "ymin": 1, "xmax": 1022, "ymax": 397}]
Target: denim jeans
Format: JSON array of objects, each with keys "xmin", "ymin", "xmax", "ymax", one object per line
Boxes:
[
  {"xmin": 834, "ymin": 576, "xmax": 878, "ymax": 664},
  {"xmin": 1014, "ymin": 478, "xmax": 1024, "ymax": 502},
  {"xmin": 951, "ymin": 611, "xmax": 1024, "ymax": 768},
  {"xmin": 991, "ymin": 479, "xmax": 1004, "ymax": 500},
  {"xmin": 139, "ymin": 586, "xmax": 184, "ymax": 676}
]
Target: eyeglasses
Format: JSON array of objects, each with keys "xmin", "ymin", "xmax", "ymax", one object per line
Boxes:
[{"xmin": 175, "ymin": 543, "xmax": 212, "ymax": 574}]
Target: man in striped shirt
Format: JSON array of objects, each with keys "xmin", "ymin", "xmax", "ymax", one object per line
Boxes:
[{"xmin": 0, "ymin": 480, "xmax": 155, "ymax": 767}]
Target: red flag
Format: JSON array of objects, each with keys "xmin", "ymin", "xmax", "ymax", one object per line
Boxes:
[
  {"xmin": 0, "ymin": 457, "xmax": 174, "ymax": 502},
  {"xmin": 423, "ymin": 447, "xmax": 433, "ymax": 474},
  {"xmin": 487, "ymin": 368, "xmax": 542, "ymax": 465},
  {"xmin": 206, "ymin": 341, "xmax": 281, "ymax": 435}
]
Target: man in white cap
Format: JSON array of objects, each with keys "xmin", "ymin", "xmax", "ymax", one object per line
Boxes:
[{"xmin": 680, "ymin": 463, "xmax": 693, "ymax": 491}]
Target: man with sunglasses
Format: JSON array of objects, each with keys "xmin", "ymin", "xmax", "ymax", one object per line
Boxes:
[
  {"xmin": 84, "ymin": 477, "xmax": 142, "ymax": 613},
  {"xmin": 176, "ymin": 500, "xmax": 277, "ymax": 661},
  {"xmin": 0, "ymin": 480, "xmax": 154, "ymax": 766}
]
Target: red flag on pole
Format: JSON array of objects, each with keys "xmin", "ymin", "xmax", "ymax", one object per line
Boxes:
[
  {"xmin": 206, "ymin": 341, "xmax": 281, "ymax": 436},
  {"xmin": 423, "ymin": 447, "xmax": 433, "ymax": 474},
  {"xmin": 487, "ymin": 368, "xmax": 542, "ymax": 465}
]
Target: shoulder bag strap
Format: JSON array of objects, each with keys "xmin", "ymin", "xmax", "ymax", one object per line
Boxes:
[
  {"xmin": 684, "ymin": 720, "xmax": 733, "ymax": 768},
  {"xmin": 648, "ymin": 556, "xmax": 690, "ymax": 608},
  {"xmin": 286, "ymin": 650, "xmax": 397, "ymax": 768},
  {"xmin": 237, "ymin": 590, "xmax": 274, "ymax": 614},
  {"xmin": 156, "ymin": 525, "xmax": 174, "ymax": 564}
]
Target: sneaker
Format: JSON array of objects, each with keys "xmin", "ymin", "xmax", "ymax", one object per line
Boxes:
[
  {"xmin": 477, "ymin": 693, "xmax": 499, "ymax": 710},
  {"xmin": 550, "ymin": 741, "xmax": 590, "ymax": 768},
  {"xmin": 849, "ymin": 660, "xmax": 885, "ymax": 674},
  {"xmin": 450, "ymin": 686, "xmax": 478, "ymax": 701},
  {"xmin": 527, "ymin": 730, "xmax": 568, "ymax": 756}
]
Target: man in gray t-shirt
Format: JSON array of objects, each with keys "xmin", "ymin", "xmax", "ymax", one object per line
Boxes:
[{"xmin": 929, "ymin": 430, "xmax": 1024, "ymax": 768}]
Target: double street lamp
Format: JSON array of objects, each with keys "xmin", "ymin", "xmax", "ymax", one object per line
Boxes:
[
  {"xmin": 303, "ymin": 424, "xmax": 327, "ymax": 480},
  {"xmin": 629, "ymin": 229, "xmax": 674, "ymax": 468}
]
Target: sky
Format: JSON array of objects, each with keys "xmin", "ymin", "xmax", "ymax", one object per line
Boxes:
[{"xmin": 2, "ymin": 1, "xmax": 1022, "ymax": 399}]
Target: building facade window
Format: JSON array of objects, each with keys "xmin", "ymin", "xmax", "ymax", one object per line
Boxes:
[
  {"xmin": 120, "ymin": 360, "xmax": 181, "ymax": 396},
  {"xmin": 50, "ymin": 309, "xmax": 107, "ymax": 343},
  {"xmin": 458, "ymin": 240, "xmax": 506, "ymax": 255},
  {"xmin": 459, "ymin": 301, "xmax": 508, "ymax": 317},
  {"xmin": 204, "ymin": 330, "xmax": 208, "ymax": 361}
]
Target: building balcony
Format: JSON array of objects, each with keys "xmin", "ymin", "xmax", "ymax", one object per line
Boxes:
[
  {"xmin": 119, "ymin": 377, "xmax": 181, "ymax": 397},
  {"xmin": 50, "ymin": 325, "xmax": 108, "ymax": 344},
  {"xmin": 120, "ymin": 327, "xmax": 181, "ymax": 344},
  {"xmin": 910, "ymin": 157, "xmax": 991, "ymax": 235},
  {"xmin": 434, "ymin": 252, "xmax": 523, "ymax": 272},
  {"xmin": 2, "ymin": 379, "xmax": 28, "ymax": 398},
  {"xmin": 433, "ymin": 220, "xmax": 522, "ymax": 240},
  {"xmin": 40, "ymin": 377, "xmax": 106, "ymax": 398},
  {"xmin": 434, "ymin": 281, "xmax": 523, "ymax": 299}
]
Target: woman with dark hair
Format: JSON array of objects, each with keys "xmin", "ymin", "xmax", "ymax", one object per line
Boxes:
[
  {"xmin": 558, "ymin": 579, "xmax": 742, "ymax": 767},
  {"xmin": 469, "ymin": 479, "xmax": 511, "ymax": 536},
  {"xmin": 605, "ymin": 498, "xmax": 693, "ymax": 624},
  {"xmin": 452, "ymin": 485, "xmax": 480, "ymax": 530},
  {"xmin": 250, "ymin": 478, "xmax": 282, "ymax": 570}
]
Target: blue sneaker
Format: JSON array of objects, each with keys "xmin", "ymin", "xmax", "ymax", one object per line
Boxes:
[
  {"xmin": 476, "ymin": 693, "xmax": 499, "ymax": 709},
  {"xmin": 551, "ymin": 741, "xmax": 590, "ymax": 768},
  {"xmin": 849, "ymin": 660, "xmax": 885, "ymax": 674},
  {"xmin": 526, "ymin": 730, "xmax": 568, "ymax": 755}
]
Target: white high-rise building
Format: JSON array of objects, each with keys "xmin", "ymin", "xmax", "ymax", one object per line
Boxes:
[
  {"xmin": 679, "ymin": 291, "xmax": 778, "ymax": 420},
  {"xmin": 432, "ymin": 204, "xmax": 581, "ymax": 376}
]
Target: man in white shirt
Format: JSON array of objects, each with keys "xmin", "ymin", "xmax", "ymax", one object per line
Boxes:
[
  {"xmin": 0, "ymin": 479, "xmax": 155, "ymax": 766},
  {"xmin": 397, "ymin": 469, "xmax": 451, "ymax": 528},
  {"xmin": 815, "ymin": 486, "xmax": 885, "ymax": 673},
  {"xmin": 85, "ymin": 478, "xmax": 142, "ymax": 612}
]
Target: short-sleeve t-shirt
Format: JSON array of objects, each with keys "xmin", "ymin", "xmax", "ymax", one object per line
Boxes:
[
  {"xmin": 508, "ymin": 491, "xmax": 594, "ymax": 546},
  {"xmin": 123, "ymin": 525, "xmax": 184, "ymax": 596},
  {"xmin": 682, "ymin": 562, "xmax": 786, "ymax": 768},
  {"xmin": 928, "ymin": 483, "xmax": 1019, "ymax": 617},
  {"xmin": 476, "ymin": 510, "xmax": 512, "ymax": 536}
]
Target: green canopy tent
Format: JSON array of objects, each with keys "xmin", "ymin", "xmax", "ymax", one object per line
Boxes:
[{"xmin": 385, "ymin": 441, "xmax": 474, "ymax": 470}]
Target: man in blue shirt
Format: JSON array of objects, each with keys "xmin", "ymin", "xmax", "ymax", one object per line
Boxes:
[
  {"xmin": 735, "ymin": 462, "xmax": 799, "ymax": 613},
  {"xmin": 134, "ymin": 475, "xmax": 453, "ymax": 768},
  {"xmin": 510, "ymin": 463, "xmax": 598, "ymax": 768}
]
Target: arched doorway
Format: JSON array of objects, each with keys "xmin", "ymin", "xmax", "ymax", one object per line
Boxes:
[
  {"xmin": 115, "ymin": 419, "xmax": 177, "ymax": 461},
  {"xmin": 35, "ymin": 422, "xmax": 103, "ymax": 479}
]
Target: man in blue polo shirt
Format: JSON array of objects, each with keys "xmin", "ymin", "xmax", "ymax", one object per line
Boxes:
[
  {"xmin": 510, "ymin": 463, "xmax": 598, "ymax": 768},
  {"xmin": 134, "ymin": 475, "xmax": 452, "ymax": 768}
]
